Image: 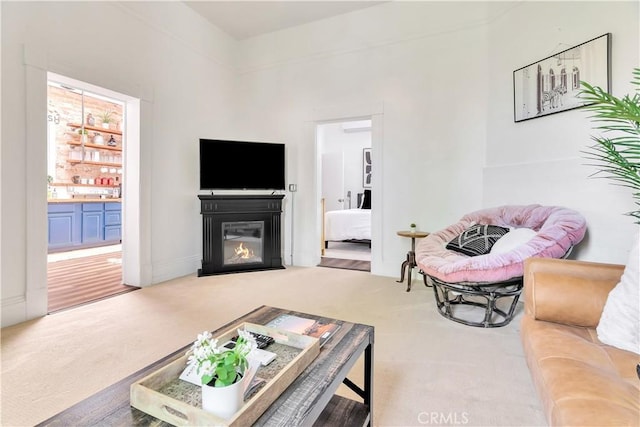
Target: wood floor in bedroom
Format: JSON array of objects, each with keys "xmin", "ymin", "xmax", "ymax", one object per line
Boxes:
[
  {"xmin": 318, "ymin": 257, "xmax": 371, "ymax": 271},
  {"xmin": 319, "ymin": 241, "xmax": 371, "ymax": 271}
]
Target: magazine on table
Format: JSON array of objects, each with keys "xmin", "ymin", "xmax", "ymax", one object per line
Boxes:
[{"xmin": 266, "ymin": 314, "xmax": 341, "ymax": 347}]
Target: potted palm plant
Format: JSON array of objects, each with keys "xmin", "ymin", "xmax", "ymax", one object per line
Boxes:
[
  {"xmin": 578, "ymin": 68, "xmax": 640, "ymax": 224},
  {"xmin": 99, "ymin": 111, "xmax": 113, "ymax": 129}
]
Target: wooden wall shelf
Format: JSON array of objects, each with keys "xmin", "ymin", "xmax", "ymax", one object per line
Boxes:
[
  {"xmin": 51, "ymin": 182, "xmax": 119, "ymax": 188},
  {"xmin": 67, "ymin": 160, "xmax": 121, "ymax": 167},
  {"xmin": 67, "ymin": 141, "xmax": 122, "ymax": 152},
  {"xmin": 67, "ymin": 123, "xmax": 122, "ymax": 136}
]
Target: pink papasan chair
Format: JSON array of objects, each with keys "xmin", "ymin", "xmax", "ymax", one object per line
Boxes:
[{"xmin": 415, "ymin": 204, "xmax": 587, "ymax": 327}]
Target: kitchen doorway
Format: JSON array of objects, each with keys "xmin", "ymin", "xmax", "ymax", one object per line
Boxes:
[
  {"xmin": 317, "ymin": 119, "xmax": 372, "ymax": 271},
  {"xmin": 46, "ymin": 76, "xmax": 137, "ymax": 312}
]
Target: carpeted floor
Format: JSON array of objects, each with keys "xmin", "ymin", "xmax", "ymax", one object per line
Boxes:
[{"xmin": 1, "ymin": 267, "xmax": 546, "ymax": 426}]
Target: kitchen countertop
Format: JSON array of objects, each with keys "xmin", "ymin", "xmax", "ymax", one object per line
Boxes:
[{"xmin": 48, "ymin": 198, "xmax": 122, "ymax": 203}]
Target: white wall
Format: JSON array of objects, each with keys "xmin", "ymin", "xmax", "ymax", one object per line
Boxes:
[
  {"xmin": 233, "ymin": 2, "xmax": 496, "ymax": 275},
  {"xmin": 1, "ymin": 2, "xmax": 237, "ymax": 326},
  {"xmin": 485, "ymin": 1, "xmax": 640, "ymax": 263},
  {"xmin": 233, "ymin": 1, "xmax": 639, "ymax": 275}
]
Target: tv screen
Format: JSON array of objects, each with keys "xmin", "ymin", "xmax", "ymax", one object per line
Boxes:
[{"xmin": 199, "ymin": 139, "xmax": 285, "ymax": 190}]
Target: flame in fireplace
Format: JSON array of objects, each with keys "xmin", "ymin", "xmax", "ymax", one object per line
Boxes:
[{"xmin": 234, "ymin": 242, "xmax": 254, "ymax": 259}]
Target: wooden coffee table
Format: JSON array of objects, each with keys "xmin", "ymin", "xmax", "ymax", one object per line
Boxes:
[{"xmin": 37, "ymin": 306, "xmax": 374, "ymax": 426}]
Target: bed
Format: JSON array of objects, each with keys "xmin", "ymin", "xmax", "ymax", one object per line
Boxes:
[{"xmin": 322, "ymin": 190, "xmax": 371, "ymax": 249}]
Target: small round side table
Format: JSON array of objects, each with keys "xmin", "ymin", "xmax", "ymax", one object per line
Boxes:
[{"xmin": 396, "ymin": 230, "xmax": 429, "ymax": 292}]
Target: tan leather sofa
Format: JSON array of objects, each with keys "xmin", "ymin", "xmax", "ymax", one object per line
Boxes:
[{"xmin": 521, "ymin": 257, "xmax": 640, "ymax": 426}]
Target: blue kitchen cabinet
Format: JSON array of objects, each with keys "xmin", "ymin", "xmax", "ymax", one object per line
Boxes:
[
  {"xmin": 48, "ymin": 203, "xmax": 81, "ymax": 250},
  {"xmin": 82, "ymin": 203, "xmax": 104, "ymax": 244},
  {"xmin": 104, "ymin": 202, "xmax": 122, "ymax": 242},
  {"xmin": 48, "ymin": 201, "xmax": 121, "ymax": 251}
]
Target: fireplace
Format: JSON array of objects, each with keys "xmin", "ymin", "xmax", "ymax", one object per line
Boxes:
[
  {"xmin": 223, "ymin": 221, "xmax": 263, "ymax": 265},
  {"xmin": 198, "ymin": 195, "xmax": 284, "ymax": 276}
]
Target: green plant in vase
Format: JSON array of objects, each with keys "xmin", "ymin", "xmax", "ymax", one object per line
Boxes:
[
  {"xmin": 187, "ymin": 329, "xmax": 256, "ymax": 387},
  {"xmin": 99, "ymin": 111, "xmax": 113, "ymax": 129},
  {"xmin": 578, "ymin": 68, "xmax": 640, "ymax": 223},
  {"xmin": 47, "ymin": 175, "xmax": 53, "ymax": 198},
  {"xmin": 77, "ymin": 128, "xmax": 89, "ymax": 143},
  {"xmin": 187, "ymin": 329, "xmax": 258, "ymax": 418}
]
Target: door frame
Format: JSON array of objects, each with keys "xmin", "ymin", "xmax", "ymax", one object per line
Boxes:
[
  {"xmin": 311, "ymin": 102, "xmax": 384, "ymax": 273},
  {"xmin": 46, "ymin": 73, "xmax": 145, "ymax": 290},
  {"xmin": 22, "ymin": 67, "xmax": 145, "ymax": 319},
  {"xmin": 4, "ymin": 44, "xmax": 152, "ymax": 326}
]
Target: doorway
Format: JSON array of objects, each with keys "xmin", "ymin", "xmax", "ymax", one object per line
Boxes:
[
  {"xmin": 317, "ymin": 119, "xmax": 372, "ymax": 271},
  {"xmin": 46, "ymin": 76, "xmax": 137, "ymax": 312}
]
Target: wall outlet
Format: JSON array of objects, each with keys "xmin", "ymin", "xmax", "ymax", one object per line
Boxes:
[{"xmin": 289, "ymin": 184, "xmax": 297, "ymax": 192}]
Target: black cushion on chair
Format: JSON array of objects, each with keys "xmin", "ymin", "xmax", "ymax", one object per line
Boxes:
[
  {"xmin": 361, "ymin": 189, "xmax": 371, "ymax": 209},
  {"xmin": 446, "ymin": 224, "xmax": 509, "ymax": 257}
]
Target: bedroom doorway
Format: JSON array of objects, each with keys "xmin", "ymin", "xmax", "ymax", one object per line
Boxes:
[{"xmin": 317, "ymin": 119, "xmax": 372, "ymax": 271}]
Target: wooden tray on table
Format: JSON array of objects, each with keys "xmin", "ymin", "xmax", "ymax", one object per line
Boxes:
[{"xmin": 130, "ymin": 322, "xmax": 320, "ymax": 426}]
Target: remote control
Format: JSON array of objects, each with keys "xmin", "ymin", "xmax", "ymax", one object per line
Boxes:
[
  {"xmin": 230, "ymin": 332, "xmax": 274, "ymax": 349},
  {"xmin": 250, "ymin": 332, "xmax": 275, "ymax": 349}
]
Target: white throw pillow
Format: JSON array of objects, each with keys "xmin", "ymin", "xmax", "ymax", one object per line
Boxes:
[
  {"xmin": 596, "ymin": 235, "xmax": 640, "ymax": 355},
  {"xmin": 489, "ymin": 228, "xmax": 538, "ymax": 254}
]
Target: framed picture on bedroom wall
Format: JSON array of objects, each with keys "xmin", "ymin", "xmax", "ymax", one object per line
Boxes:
[
  {"xmin": 513, "ymin": 33, "xmax": 611, "ymax": 122},
  {"xmin": 362, "ymin": 148, "xmax": 372, "ymax": 188}
]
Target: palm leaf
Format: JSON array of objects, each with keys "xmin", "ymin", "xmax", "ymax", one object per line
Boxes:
[{"xmin": 579, "ymin": 68, "xmax": 640, "ymax": 223}]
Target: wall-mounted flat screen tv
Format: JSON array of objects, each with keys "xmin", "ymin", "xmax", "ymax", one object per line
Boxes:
[{"xmin": 199, "ymin": 139, "xmax": 286, "ymax": 190}]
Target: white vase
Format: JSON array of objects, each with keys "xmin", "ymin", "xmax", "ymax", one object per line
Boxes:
[{"xmin": 201, "ymin": 374, "xmax": 246, "ymax": 420}]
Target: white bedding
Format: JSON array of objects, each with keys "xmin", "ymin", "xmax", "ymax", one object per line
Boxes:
[{"xmin": 324, "ymin": 208, "xmax": 371, "ymax": 241}]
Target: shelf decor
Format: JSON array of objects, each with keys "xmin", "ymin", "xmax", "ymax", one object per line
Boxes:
[
  {"xmin": 67, "ymin": 122, "xmax": 122, "ymax": 136},
  {"xmin": 99, "ymin": 111, "xmax": 113, "ymax": 129},
  {"xmin": 92, "ymin": 133, "xmax": 104, "ymax": 145},
  {"xmin": 513, "ymin": 33, "xmax": 610, "ymax": 122}
]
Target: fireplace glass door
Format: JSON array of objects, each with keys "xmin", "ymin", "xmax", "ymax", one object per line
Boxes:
[{"xmin": 222, "ymin": 221, "xmax": 264, "ymax": 266}]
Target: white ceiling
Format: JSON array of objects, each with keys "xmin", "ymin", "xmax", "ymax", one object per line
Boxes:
[{"xmin": 183, "ymin": 1, "xmax": 386, "ymax": 40}]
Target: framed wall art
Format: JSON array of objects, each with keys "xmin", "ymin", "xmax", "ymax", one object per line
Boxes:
[
  {"xmin": 513, "ymin": 33, "xmax": 611, "ymax": 122},
  {"xmin": 362, "ymin": 148, "xmax": 372, "ymax": 188}
]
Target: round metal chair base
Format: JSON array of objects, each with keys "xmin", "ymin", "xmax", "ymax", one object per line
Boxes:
[{"xmin": 422, "ymin": 274, "xmax": 524, "ymax": 328}]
